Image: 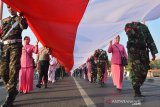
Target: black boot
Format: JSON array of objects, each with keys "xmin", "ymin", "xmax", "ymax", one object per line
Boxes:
[
  {"xmin": 44, "ymin": 83, "xmax": 47, "ymax": 88},
  {"xmin": 13, "ymin": 90, "xmax": 19, "ymax": 100},
  {"xmin": 100, "ymin": 81, "xmax": 104, "ymax": 87},
  {"xmin": 133, "ymin": 86, "xmax": 145, "ymax": 97},
  {"xmin": 36, "ymin": 84, "xmax": 41, "ymax": 88},
  {"xmin": 90, "ymin": 76, "xmax": 93, "ymax": 83},
  {"xmin": 117, "ymin": 88, "xmax": 122, "ymax": 93},
  {"xmin": 1, "ymin": 90, "xmax": 18, "ymax": 107},
  {"xmin": 1, "ymin": 95, "xmax": 13, "ymax": 107},
  {"xmin": 1, "ymin": 102, "xmax": 13, "ymax": 107}
]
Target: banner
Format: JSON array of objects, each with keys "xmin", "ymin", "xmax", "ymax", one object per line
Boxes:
[{"xmin": 2, "ymin": 0, "xmax": 160, "ymax": 72}]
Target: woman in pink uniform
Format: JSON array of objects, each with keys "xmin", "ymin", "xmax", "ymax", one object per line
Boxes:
[
  {"xmin": 87, "ymin": 58, "xmax": 91, "ymax": 82},
  {"xmin": 19, "ymin": 36, "xmax": 38, "ymax": 94},
  {"xmin": 108, "ymin": 35, "xmax": 128, "ymax": 92}
]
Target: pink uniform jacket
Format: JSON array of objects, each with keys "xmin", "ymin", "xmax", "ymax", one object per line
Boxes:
[
  {"xmin": 108, "ymin": 43, "xmax": 128, "ymax": 65},
  {"xmin": 21, "ymin": 44, "xmax": 38, "ymax": 68}
]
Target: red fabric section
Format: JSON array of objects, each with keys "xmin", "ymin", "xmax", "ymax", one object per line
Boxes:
[
  {"xmin": 0, "ymin": 28, "xmax": 2, "ymax": 37},
  {"xmin": 2, "ymin": 0, "xmax": 89, "ymax": 72}
]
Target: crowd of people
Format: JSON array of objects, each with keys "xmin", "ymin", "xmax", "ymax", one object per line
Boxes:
[
  {"xmin": 0, "ymin": 6, "xmax": 68, "ymax": 107},
  {"xmin": 73, "ymin": 23, "xmax": 158, "ymax": 99},
  {"xmin": 0, "ymin": 5, "xmax": 158, "ymax": 107},
  {"xmin": 73, "ymin": 35, "xmax": 128, "ymax": 92}
]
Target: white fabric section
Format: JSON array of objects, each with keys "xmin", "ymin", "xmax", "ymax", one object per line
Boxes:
[
  {"xmin": 49, "ymin": 57, "xmax": 57, "ymax": 65},
  {"xmin": 72, "ymin": 0, "xmax": 160, "ymax": 71}
]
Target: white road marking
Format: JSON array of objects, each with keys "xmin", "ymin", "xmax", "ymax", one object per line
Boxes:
[{"xmin": 73, "ymin": 77, "xmax": 96, "ymax": 107}]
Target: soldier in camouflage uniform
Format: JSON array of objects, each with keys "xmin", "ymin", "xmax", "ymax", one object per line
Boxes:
[
  {"xmin": 0, "ymin": 6, "xmax": 28, "ymax": 107},
  {"xmin": 89, "ymin": 55, "xmax": 97, "ymax": 83},
  {"xmin": 94, "ymin": 49, "xmax": 109, "ymax": 87},
  {"xmin": 125, "ymin": 22, "xmax": 158, "ymax": 97}
]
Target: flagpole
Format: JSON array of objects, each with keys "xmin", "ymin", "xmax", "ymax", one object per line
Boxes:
[
  {"xmin": 0, "ymin": 0, "xmax": 3, "ymax": 25},
  {"xmin": 0, "ymin": 0, "xmax": 3, "ymax": 57}
]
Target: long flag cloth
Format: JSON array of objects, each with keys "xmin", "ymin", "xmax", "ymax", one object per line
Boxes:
[{"xmin": 2, "ymin": 0, "xmax": 160, "ymax": 72}]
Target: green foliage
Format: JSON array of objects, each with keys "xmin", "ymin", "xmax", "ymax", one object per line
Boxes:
[
  {"xmin": 125, "ymin": 60, "xmax": 160, "ymax": 71},
  {"xmin": 108, "ymin": 61, "xmax": 111, "ymax": 69},
  {"xmin": 150, "ymin": 60, "xmax": 160, "ymax": 69},
  {"xmin": 125, "ymin": 62, "xmax": 132, "ymax": 72}
]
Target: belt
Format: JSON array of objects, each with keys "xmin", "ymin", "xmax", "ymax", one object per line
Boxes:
[
  {"xmin": 97, "ymin": 60, "xmax": 105, "ymax": 63},
  {"xmin": 3, "ymin": 39, "xmax": 22, "ymax": 45}
]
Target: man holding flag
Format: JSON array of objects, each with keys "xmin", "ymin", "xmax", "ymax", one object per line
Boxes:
[{"xmin": 0, "ymin": 3, "xmax": 28, "ymax": 107}]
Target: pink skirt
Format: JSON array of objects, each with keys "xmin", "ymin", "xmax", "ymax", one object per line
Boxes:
[
  {"xmin": 87, "ymin": 62, "xmax": 91, "ymax": 82},
  {"xmin": 19, "ymin": 67, "xmax": 34, "ymax": 93},
  {"xmin": 111, "ymin": 64, "xmax": 124, "ymax": 89},
  {"xmin": 103, "ymin": 64, "xmax": 108, "ymax": 83}
]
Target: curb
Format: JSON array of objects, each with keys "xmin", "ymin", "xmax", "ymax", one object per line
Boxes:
[
  {"xmin": 147, "ymin": 77, "xmax": 160, "ymax": 83},
  {"xmin": 147, "ymin": 78, "xmax": 154, "ymax": 82}
]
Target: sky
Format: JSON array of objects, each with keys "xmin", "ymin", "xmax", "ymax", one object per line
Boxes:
[{"xmin": 1, "ymin": 4, "xmax": 160, "ymax": 60}]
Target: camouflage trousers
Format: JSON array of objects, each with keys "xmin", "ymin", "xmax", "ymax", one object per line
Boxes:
[
  {"xmin": 0, "ymin": 43, "xmax": 22, "ymax": 93},
  {"xmin": 91, "ymin": 68, "xmax": 97, "ymax": 82},
  {"xmin": 130, "ymin": 59, "xmax": 149, "ymax": 89},
  {"xmin": 97, "ymin": 62, "xmax": 105, "ymax": 82}
]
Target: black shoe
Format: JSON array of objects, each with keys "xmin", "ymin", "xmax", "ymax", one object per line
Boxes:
[
  {"xmin": 19, "ymin": 91, "xmax": 23, "ymax": 94},
  {"xmin": 140, "ymin": 95, "xmax": 145, "ymax": 97},
  {"xmin": 19, "ymin": 91, "xmax": 24, "ymax": 94},
  {"xmin": 44, "ymin": 84, "xmax": 47, "ymax": 88},
  {"xmin": 36, "ymin": 84, "xmax": 41, "ymax": 88},
  {"xmin": 1, "ymin": 102, "xmax": 13, "ymax": 107},
  {"xmin": 99, "ymin": 82, "xmax": 104, "ymax": 87},
  {"xmin": 13, "ymin": 90, "xmax": 19, "ymax": 101},
  {"xmin": 134, "ymin": 94, "xmax": 145, "ymax": 97},
  {"xmin": 1, "ymin": 90, "xmax": 18, "ymax": 107},
  {"xmin": 23, "ymin": 92, "xmax": 28, "ymax": 94},
  {"xmin": 134, "ymin": 93, "xmax": 145, "ymax": 102},
  {"xmin": 134, "ymin": 87, "xmax": 144, "ymax": 97},
  {"xmin": 117, "ymin": 88, "xmax": 122, "ymax": 93}
]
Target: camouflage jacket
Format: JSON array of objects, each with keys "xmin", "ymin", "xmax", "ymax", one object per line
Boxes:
[
  {"xmin": 125, "ymin": 22, "xmax": 158, "ymax": 61},
  {"xmin": 1, "ymin": 15, "xmax": 28, "ymax": 40},
  {"xmin": 89, "ymin": 55, "xmax": 96, "ymax": 68},
  {"xmin": 94, "ymin": 49, "xmax": 109, "ymax": 65}
]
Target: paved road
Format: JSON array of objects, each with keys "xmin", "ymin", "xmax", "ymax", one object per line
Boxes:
[{"xmin": 0, "ymin": 77, "xmax": 160, "ymax": 107}]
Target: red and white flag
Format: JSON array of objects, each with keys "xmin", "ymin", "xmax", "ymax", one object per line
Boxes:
[{"xmin": 2, "ymin": 0, "xmax": 160, "ymax": 72}]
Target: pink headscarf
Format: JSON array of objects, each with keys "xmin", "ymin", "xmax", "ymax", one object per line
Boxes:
[
  {"xmin": 24, "ymin": 36, "xmax": 30, "ymax": 45},
  {"xmin": 114, "ymin": 35, "xmax": 120, "ymax": 44}
]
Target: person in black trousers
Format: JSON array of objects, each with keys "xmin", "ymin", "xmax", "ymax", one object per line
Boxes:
[{"xmin": 36, "ymin": 46, "xmax": 50, "ymax": 88}]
